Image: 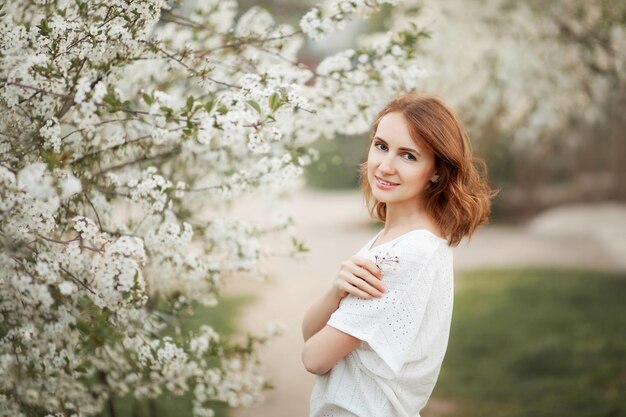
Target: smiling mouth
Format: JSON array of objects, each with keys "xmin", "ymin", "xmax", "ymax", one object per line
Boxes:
[{"xmin": 375, "ymin": 176, "xmax": 399, "ymax": 186}]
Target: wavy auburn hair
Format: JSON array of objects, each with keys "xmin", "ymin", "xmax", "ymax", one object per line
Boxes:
[{"xmin": 359, "ymin": 92, "xmax": 500, "ymax": 247}]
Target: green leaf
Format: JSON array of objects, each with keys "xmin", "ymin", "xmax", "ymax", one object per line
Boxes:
[
  {"xmin": 247, "ymin": 100, "xmax": 262, "ymax": 114},
  {"xmin": 102, "ymin": 94, "xmax": 119, "ymax": 108},
  {"xmin": 268, "ymin": 92, "xmax": 282, "ymax": 112},
  {"xmin": 185, "ymin": 95, "xmax": 194, "ymax": 112},
  {"xmin": 37, "ymin": 18, "xmax": 49, "ymax": 36},
  {"xmin": 204, "ymin": 99, "xmax": 214, "ymax": 113},
  {"xmin": 142, "ymin": 93, "xmax": 154, "ymax": 105},
  {"xmin": 41, "ymin": 150, "xmax": 61, "ymax": 170}
]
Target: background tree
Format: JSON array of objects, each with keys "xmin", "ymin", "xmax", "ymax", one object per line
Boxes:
[
  {"xmin": 398, "ymin": 0, "xmax": 626, "ymax": 215},
  {"xmin": 302, "ymin": 0, "xmax": 626, "ymax": 219}
]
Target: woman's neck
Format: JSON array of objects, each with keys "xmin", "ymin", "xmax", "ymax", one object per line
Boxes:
[{"xmin": 383, "ymin": 201, "xmax": 440, "ymax": 236}]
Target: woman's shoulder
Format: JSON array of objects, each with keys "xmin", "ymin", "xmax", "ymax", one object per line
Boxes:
[
  {"xmin": 393, "ymin": 229, "xmax": 449, "ymax": 253},
  {"xmin": 401, "ymin": 231, "xmax": 452, "ymax": 264},
  {"xmin": 394, "ymin": 235, "xmax": 453, "ymax": 283},
  {"xmin": 373, "ymin": 230, "xmax": 449, "ymax": 268},
  {"xmin": 368, "ymin": 234, "xmax": 451, "ymax": 283}
]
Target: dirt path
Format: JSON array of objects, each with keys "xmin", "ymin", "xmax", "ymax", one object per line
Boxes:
[{"xmin": 223, "ymin": 189, "xmax": 626, "ymax": 417}]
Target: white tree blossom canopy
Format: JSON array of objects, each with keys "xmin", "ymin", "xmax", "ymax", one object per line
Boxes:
[
  {"xmin": 388, "ymin": 0, "xmax": 626, "ymax": 148},
  {"xmin": 0, "ymin": 0, "xmax": 432, "ymax": 416}
]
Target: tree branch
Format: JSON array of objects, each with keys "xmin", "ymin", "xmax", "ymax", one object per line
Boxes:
[
  {"xmin": 0, "ymin": 78, "xmax": 69, "ymax": 98},
  {"xmin": 60, "ymin": 265, "xmax": 96, "ymax": 295},
  {"xmin": 142, "ymin": 40, "xmax": 242, "ymax": 89},
  {"xmin": 93, "ymin": 147, "xmax": 180, "ymax": 178}
]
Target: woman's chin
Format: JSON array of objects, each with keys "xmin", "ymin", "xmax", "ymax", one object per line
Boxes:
[{"xmin": 371, "ymin": 189, "xmax": 395, "ymax": 203}]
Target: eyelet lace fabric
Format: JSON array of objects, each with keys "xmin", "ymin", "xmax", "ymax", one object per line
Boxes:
[{"xmin": 309, "ymin": 230, "xmax": 454, "ymax": 417}]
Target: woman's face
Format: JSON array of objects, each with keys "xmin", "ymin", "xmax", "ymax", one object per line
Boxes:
[{"xmin": 367, "ymin": 112, "xmax": 437, "ymax": 207}]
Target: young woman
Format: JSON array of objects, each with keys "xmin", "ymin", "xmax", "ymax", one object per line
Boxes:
[{"xmin": 301, "ymin": 92, "xmax": 499, "ymax": 417}]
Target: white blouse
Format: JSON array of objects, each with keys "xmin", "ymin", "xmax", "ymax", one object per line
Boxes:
[{"xmin": 309, "ymin": 229, "xmax": 454, "ymax": 417}]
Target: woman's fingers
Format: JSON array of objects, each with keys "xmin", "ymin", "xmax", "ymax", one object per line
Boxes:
[
  {"xmin": 335, "ymin": 256, "xmax": 387, "ymax": 300},
  {"xmin": 344, "ymin": 271, "xmax": 384, "ymax": 298},
  {"xmin": 339, "ymin": 281, "xmax": 374, "ymax": 300},
  {"xmin": 352, "ymin": 255, "xmax": 382, "ymax": 279},
  {"xmin": 347, "ymin": 262, "xmax": 386, "ymax": 294}
]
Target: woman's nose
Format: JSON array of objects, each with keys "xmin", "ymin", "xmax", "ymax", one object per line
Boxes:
[{"xmin": 378, "ymin": 155, "xmax": 396, "ymax": 173}]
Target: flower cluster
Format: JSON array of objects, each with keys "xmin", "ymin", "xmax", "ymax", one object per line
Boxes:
[
  {"xmin": 373, "ymin": 251, "xmax": 401, "ymax": 275},
  {"xmin": 300, "ymin": 0, "xmax": 400, "ymax": 41},
  {"xmin": 0, "ymin": 0, "xmax": 429, "ymax": 415}
]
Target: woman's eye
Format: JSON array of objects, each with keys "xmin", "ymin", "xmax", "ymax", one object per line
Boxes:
[{"xmin": 374, "ymin": 143, "xmax": 416, "ymax": 161}]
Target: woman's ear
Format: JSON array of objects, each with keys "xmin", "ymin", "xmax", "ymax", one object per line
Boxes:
[{"xmin": 431, "ymin": 172, "xmax": 439, "ymax": 183}]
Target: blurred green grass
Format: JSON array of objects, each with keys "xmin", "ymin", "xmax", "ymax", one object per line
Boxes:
[
  {"xmin": 105, "ymin": 294, "xmax": 255, "ymax": 417},
  {"xmin": 431, "ymin": 267, "xmax": 626, "ymax": 417}
]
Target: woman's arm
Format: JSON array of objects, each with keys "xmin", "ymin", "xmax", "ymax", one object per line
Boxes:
[
  {"xmin": 301, "ymin": 287, "xmax": 343, "ymax": 343},
  {"xmin": 301, "ymin": 287, "xmax": 364, "ymax": 375},
  {"xmin": 301, "ymin": 253, "xmax": 383, "ymax": 342},
  {"xmin": 302, "ymin": 324, "xmax": 363, "ymax": 375},
  {"xmin": 301, "ymin": 256, "xmax": 384, "ymax": 375}
]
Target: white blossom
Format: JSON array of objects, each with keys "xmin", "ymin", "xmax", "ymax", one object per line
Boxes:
[
  {"xmin": 0, "ymin": 0, "xmax": 430, "ymax": 415},
  {"xmin": 59, "ymin": 173, "xmax": 82, "ymax": 199},
  {"xmin": 58, "ymin": 281, "xmax": 77, "ymax": 295},
  {"xmin": 39, "ymin": 118, "xmax": 61, "ymax": 152},
  {"xmin": 265, "ymin": 320, "xmax": 288, "ymax": 337},
  {"xmin": 235, "ymin": 6, "xmax": 274, "ymax": 38}
]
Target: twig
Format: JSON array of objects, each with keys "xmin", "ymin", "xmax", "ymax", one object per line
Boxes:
[
  {"xmin": 92, "ymin": 148, "xmax": 180, "ymax": 178},
  {"xmin": 142, "ymin": 40, "xmax": 242, "ymax": 89},
  {"xmin": 194, "ymin": 30, "xmax": 304, "ymax": 57},
  {"xmin": 0, "ymin": 78, "xmax": 69, "ymax": 98},
  {"xmin": 83, "ymin": 190, "xmax": 103, "ymax": 232},
  {"xmin": 60, "ymin": 265, "xmax": 96, "ymax": 295}
]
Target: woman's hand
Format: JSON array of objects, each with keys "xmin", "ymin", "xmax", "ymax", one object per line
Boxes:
[{"xmin": 332, "ymin": 255, "xmax": 386, "ymax": 300}]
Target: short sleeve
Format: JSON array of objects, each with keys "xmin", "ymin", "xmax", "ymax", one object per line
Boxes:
[{"xmin": 326, "ymin": 239, "xmax": 444, "ymax": 379}]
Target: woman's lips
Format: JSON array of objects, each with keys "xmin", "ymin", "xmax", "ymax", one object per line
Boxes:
[{"xmin": 375, "ymin": 176, "xmax": 399, "ymax": 190}]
